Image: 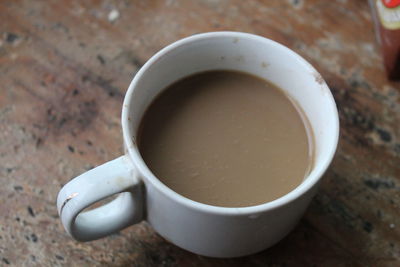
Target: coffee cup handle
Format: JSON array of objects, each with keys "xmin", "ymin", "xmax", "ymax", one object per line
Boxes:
[{"xmin": 56, "ymin": 155, "xmax": 143, "ymax": 241}]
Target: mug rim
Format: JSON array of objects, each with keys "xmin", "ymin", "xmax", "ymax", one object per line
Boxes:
[{"xmin": 122, "ymin": 31, "xmax": 339, "ymax": 215}]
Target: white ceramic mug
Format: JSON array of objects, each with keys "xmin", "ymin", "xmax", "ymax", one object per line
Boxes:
[{"xmin": 57, "ymin": 32, "xmax": 339, "ymax": 258}]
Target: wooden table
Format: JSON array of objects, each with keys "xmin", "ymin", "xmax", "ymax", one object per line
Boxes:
[{"xmin": 1, "ymin": 0, "xmax": 399, "ymax": 266}]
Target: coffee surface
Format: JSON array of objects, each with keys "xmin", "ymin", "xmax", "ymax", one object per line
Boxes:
[{"xmin": 138, "ymin": 71, "xmax": 313, "ymax": 207}]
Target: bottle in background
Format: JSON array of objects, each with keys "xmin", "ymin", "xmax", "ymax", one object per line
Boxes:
[{"xmin": 370, "ymin": 0, "xmax": 400, "ymax": 80}]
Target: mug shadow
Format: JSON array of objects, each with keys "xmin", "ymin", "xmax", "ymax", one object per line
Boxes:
[{"xmin": 114, "ymin": 207, "xmax": 361, "ymax": 267}]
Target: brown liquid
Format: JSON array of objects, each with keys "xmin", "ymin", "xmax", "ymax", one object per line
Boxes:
[{"xmin": 138, "ymin": 71, "xmax": 313, "ymax": 207}]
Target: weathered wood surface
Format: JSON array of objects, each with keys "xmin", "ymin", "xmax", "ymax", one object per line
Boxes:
[{"xmin": 1, "ymin": 0, "xmax": 399, "ymax": 266}]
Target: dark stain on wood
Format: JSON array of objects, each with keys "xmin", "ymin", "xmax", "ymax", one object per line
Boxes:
[
  {"xmin": 67, "ymin": 145, "xmax": 75, "ymax": 153},
  {"xmin": 13, "ymin": 185, "xmax": 23, "ymax": 191},
  {"xmin": 96, "ymin": 54, "xmax": 105, "ymax": 65},
  {"xmin": 30, "ymin": 233, "xmax": 38, "ymax": 243},
  {"xmin": 5, "ymin": 32, "xmax": 19, "ymax": 43},
  {"xmin": 45, "ymin": 98, "xmax": 98, "ymax": 138},
  {"xmin": 27, "ymin": 206, "xmax": 35, "ymax": 217},
  {"xmin": 55, "ymin": 254, "xmax": 64, "ymax": 261},
  {"xmin": 364, "ymin": 177, "xmax": 395, "ymax": 190},
  {"xmin": 363, "ymin": 221, "xmax": 373, "ymax": 233},
  {"xmin": 376, "ymin": 128, "xmax": 392, "ymax": 142}
]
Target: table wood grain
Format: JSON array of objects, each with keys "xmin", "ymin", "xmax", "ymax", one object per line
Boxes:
[{"xmin": 1, "ymin": 0, "xmax": 399, "ymax": 266}]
